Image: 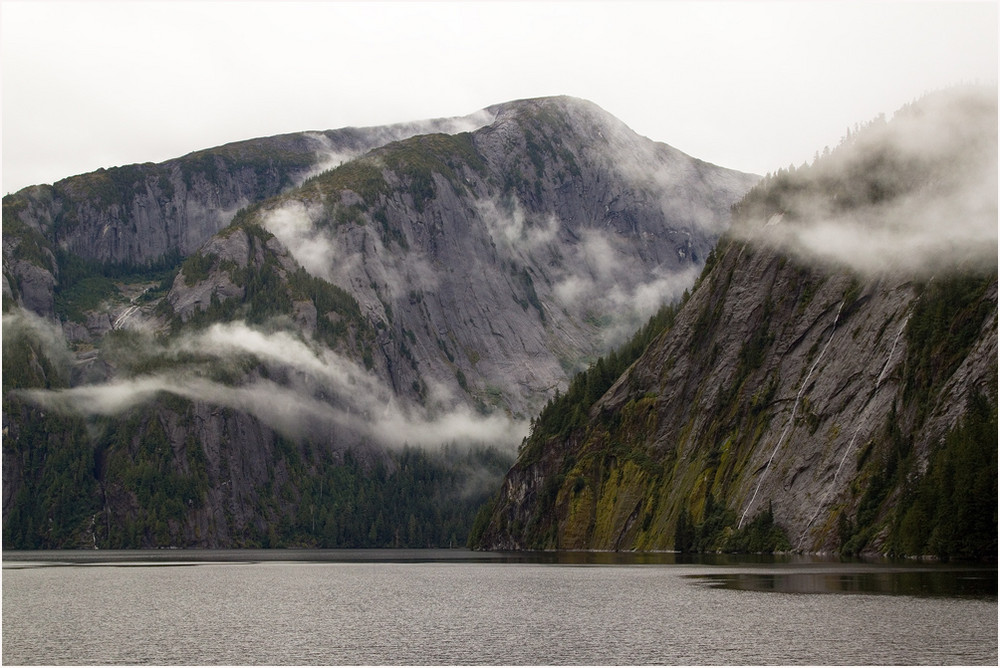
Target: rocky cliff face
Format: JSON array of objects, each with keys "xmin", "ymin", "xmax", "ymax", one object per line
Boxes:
[
  {"xmin": 2, "ymin": 96, "xmax": 757, "ymax": 548},
  {"xmin": 1, "ymin": 111, "xmax": 495, "ymax": 321},
  {"xmin": 4, "ymin": 111, "xmax": 497, "ymax": 265},
  {"xmin": 475, "ymin": 86, "xmax": 998, "ymax": 559}
]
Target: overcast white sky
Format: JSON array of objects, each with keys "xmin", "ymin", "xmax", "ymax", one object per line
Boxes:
[{"xmin": 1, "ymin": 1, "xmax": 996, "ymax": 195}]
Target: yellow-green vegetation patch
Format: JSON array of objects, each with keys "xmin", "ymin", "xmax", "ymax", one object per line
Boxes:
[
  {"xmin": 464, "ymin": 347, "xmax": 481, "ymax": 366},
  {"xmin": 557, "ymin": 474, "xmax": 595, "ymax": 549},
  {"xmin": 618, "ymin": 395, "xmax": 660, "ymax": 449},
  {"xmin": 590, "ymin": 460, "xmax": 648, "ymax": 548}
]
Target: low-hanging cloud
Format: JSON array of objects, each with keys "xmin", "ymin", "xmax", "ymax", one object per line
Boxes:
[
  {"xmin": 737, "ymin": 87, "xmax": 998, "ymax": 276},
  {"xmin": 549, "ymin": 227, "xmax": 701, "ymax": 345},
  {"xmin": 570, "ymin": 100, "xmax": 747, "ymax": 236},
  {"xmin": 16, "ymin": 319, "xmax": 528, "ymax": 451},
  {"xmin": 564, "ymin": 264, "xmax": 702, "ymax": 346},
  {"xmin": 262, "ymin": 194, "xmax": 441, "ymax": 317},
  {"xmin": 476, "ymin": 197, "xmax": 559, "ymax": 254},
  {"xmin": 298, "ymin": 109, "xmax": 497, "ymax": 186},
  {"xmin": 2, "ymin": 308, "xmax": 73, "ymax": 376},
  {"xmin": 756, "ymin": 176, "xmax": 996, "ymax": 276},
  {"xmin": 474, "ymin": 194, "xmax": 705, "ymax": 347},
  {"xmin": 261, "ymin": 200, "xmax": 354, "ymax": 283},
  {"xmin": 300, "ymin": 133, "xmax": 358, "ymax": 184}
]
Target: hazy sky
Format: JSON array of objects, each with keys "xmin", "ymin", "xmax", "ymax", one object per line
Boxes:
[{"xmin": 1, "ymin": 1, "xmax": 996, "ymax": 194}]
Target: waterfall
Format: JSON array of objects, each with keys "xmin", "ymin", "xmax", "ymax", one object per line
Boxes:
[
  {"xmin": 794, "ymin": 313, "xmax": 909, "ymax": 549},
  {"xmin": 738, "ymin": 299, "xmax": 846, "ymax": 529}
]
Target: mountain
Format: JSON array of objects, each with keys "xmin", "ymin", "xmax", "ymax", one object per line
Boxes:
[
  {"xmin": 473, "ymin": 86, "xmax": 998, "ymax": 560},
  {"xmin": 2, "ymin": 96, "xmax": 757, "ymax": 548},
  {"xmin": 2, "ymin": 109, "xmax": 496, "ymax": 318}
]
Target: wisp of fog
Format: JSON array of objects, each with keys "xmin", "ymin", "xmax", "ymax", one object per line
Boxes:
[
  {"xmin": 735, "ymin": 86, "xmax": 998, "ymax": 276},
  {"xmin": 13, "ymin": 318, "xmax": 528, "ymax": 452}
]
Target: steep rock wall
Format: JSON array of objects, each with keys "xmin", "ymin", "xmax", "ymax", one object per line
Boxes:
[{"xmin": 479, "ymin": 235, "xmax": 997, "ymax": 553}]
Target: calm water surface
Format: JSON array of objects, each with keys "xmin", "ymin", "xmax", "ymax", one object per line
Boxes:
[{"xmin": 3, "ymin": 550, "xmax": 996, "ymax": 665}]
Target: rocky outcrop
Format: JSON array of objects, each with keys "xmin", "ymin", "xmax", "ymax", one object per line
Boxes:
[
  {"xmin": 4, "ymin": 258, "xmax": 57, "ymax": 318},
  {"xmin": 480, "ymin": 240, "xmax": 996, "ymax": 553},
  {"xmin": 2, "ymin": 216, "xmax": 59, "ymax": 317}
]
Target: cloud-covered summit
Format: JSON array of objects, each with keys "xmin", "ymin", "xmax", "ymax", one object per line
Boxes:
[{"xmin": 733, "ymin": 85, "xmax": 998, "ymax": 276}]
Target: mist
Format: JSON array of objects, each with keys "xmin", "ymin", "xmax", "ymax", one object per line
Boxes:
[
  {"xmin": 2, "ymin": 308, "xmax": 73, "ymax": 377},
  {"xmin": 261, "ymin": 200, "xmax": 351, "ymax": 284},
  {"xmin": 549, "ymin": 228, "xmax": 701, "ymax": 345},
  {"xmin": 11, "ymin": 101, "xmax": 747, "ymax": 447},
  {"xmin": 475, "ymin": 196, "xmax": 702, "ymax": 346},
  {"xmin": 736, "ymin": 86, "xmax": 998, "ymax": 277},
  {"xmin": 15, "ymin": 319, "xmax": 528, "ymax": 452},
  {"xmin": 295, "ymin": 109, "xmax": 498, "ymax": 187}
]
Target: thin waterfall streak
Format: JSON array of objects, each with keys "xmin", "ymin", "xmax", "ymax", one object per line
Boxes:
[
  {"xmin": 112, "ymin": 305, "xmax": 138, "ymax": 330},
  {"xmin": 796, "ymin": 419, "xmax": 866, "ymax": 550},
  {"xmin": 738, "ymin": 299, "xmax": 845, "ymax": 529},
  {"xmin": 795, "ymin": 312, "xmax": 910, "ymax": 549},
  {"xmin": 876, "ymin": 316, "xmax": 909, "ymax": 388},
  {"xmin": 735, "ymin": 242, "xmax": 749, "ymax": 267}
]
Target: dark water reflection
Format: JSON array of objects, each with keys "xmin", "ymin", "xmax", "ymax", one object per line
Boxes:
[
  {"xmin": 6, "ymin": 548, "xmax": 994, "ymax": 598},
  {"xmin": 693, "ymin": 567, "xmax": 998, "ymax": 598}
]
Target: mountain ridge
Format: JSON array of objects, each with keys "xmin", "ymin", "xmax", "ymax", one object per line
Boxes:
[{"xmin": 2, "ymin": 96, "xmax": 758, "ymax": 549}]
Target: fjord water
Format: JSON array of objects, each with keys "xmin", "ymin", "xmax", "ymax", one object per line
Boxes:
[{"xmin": 3, "ymin": 551, "xmax": 996, "ymax": 665}]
